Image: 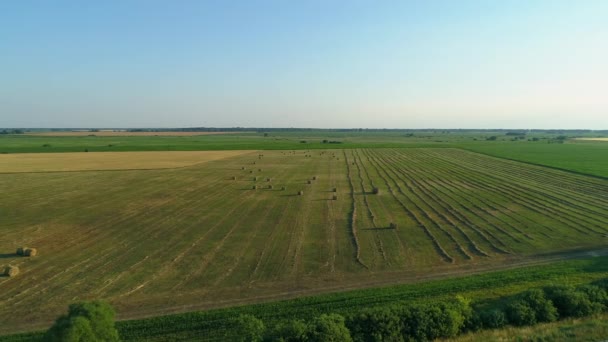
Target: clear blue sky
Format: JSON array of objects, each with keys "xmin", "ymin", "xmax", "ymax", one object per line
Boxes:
[{"xmin": 1, "ymin": 1, "xmax": 607, "ymax": 128}]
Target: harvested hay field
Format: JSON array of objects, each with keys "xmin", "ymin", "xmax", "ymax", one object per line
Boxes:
[
  {"xmin": 26, "ymin": 131, "xmax": 251, "ymax": 137},
  {"xmin": 575, "ymin": 137, "xmax": 608, "ymax": 142},
  {"xmin": 1, "ymin": 148, "xmax": 608, "ymax": 334},
  {"xmin": 0, "ymin": 151, "xmax": 252, "ymax": 173}
]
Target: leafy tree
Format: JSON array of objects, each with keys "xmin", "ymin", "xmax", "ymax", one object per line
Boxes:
[
  {"xmin": 400, "ymin": 303, "xmax": 466, "ymax": 340},
  {"xmin": 520, "ymin": 289, "xmax": 558, "ymax": 323},
  {"xmin": 479, "ymin": 310, "xmax": 506, "ymax": 329},
  {"xmin": 578, "ymin": 285, "xmax": 608, "ymax": 311},
  {"xmin": 544, "ymin": 286, "xmax": 600, "ymax": 318},
  {"xmin": 234, "ymin": 314, "xmax": 265, "ymax": 342},
  {"xmin": 266, "ymin": 319, "xmax": 307, "ymax": 342},
  {"xmin": 44, "ymin": 301, "xmax": 119, "ymax": 342},
  {"xmin": 347, "ymin": 307, "xmax": 402, "ymax": 342},
  {"xmin": 506, "ymin": 301, "xmax": 536, "ymax": 326},
  {"xmin": 305, "ymin": 314, "xmax": 352, "ymax": 342}
]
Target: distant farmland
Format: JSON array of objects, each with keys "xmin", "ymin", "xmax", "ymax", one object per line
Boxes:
[
  {"xmin": 1, "ymin": 148, "xmax": 607, "ymax": 334},
  {"xmin": 25, "ymin": 131, "xmax": 251, "ymax": 136}
]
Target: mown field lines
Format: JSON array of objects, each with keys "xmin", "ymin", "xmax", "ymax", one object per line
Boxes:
[{"xmin": 1, "ymin": 148, "xmax": 607, "ymax": 334}]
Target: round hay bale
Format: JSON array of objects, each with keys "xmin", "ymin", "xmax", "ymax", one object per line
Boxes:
[
  {"xmin": 390, "ymin": 223, "xmax": 398, "ymax": 229},
  {"xmin": 312, "ymin": 176, "xmax": 317, "ymax": 180},
  {"xmin": 250, "ymin": 170, "xmax": 253, "ymax": 173},
  {"xmin": 253, "ymin": 177, "xmax": 258, "ymax": 181},
  {"xmin": 232, "ymin": 176, "xmax": 237, "ymax": 180},
  {"xmin": 333, "ymin": 195, "xmax": 338, "ymax": 200},
  {"xmin": 307, "ymin": 180, "xmax": 312, "ymax": 184},
  {"xmin": 24, "ymin": 248, "xmax": 37, "ymax": 257},
  {"xmin": 281, "ymin": 186, "xmax": 286, "ymax": 191},
  {"xmin": 4, "ymin": 265, "xmax": 19, "ymax": 277},
  {"xmin": 252, "ymin": 185, "xmax": 258, "ymax": 190},
  {"xmin": 267, "ymin": 178, "xmax": 271, "ymax": 182},
  {"xmin": 241, "ymin": 167, "xmax": 246, "ymax": 170},
  {"xmin": 253, "ymin": 161, "xmax": 256, "ymax": 164},
  {"xmin": 259, "ymin": 169, "xmax": 262, "ymax": 172},
  {"xmin": 16, "ymin": 247, "xmax": 26, "ymax": 256},
  {"xmin": 333, "ymin": 187, "xmax": 337, "ymax": 192},
  {"xmin": 298, "ymin": 191, "xmax": 304, "ymax": 196},
  {"xmin": 268, "ymin": 185, "xmax": 273, "ymax": 189},
  {"xmin": 372, "ymin": 187, "xmax": 380, "ymax": 195}
]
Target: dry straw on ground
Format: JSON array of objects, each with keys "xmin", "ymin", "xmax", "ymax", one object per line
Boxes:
[
  {"xmin": 4, "ymin": 266, "xmax": 19, "ymax": 277},
  {"xmin": 24, "ymin": 248, "xmax": 37, "ymax": 257}
]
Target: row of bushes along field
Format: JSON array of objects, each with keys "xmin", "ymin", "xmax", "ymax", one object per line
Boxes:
[
  {"xmin": 232, "ymin": 279, "xmax": 608, "ymax": 341},
  {"xmin": 10, "ymin": 278, "xmax": 608, "ymax": 341}
]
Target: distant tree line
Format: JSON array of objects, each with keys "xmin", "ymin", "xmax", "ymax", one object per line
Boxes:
[{"xmin": 0, "ymin": 129, "xmax": 24, "ymax": 134}]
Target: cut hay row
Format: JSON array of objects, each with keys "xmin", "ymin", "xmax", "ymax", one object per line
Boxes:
[
  {"xmin": 428, "ymin": 152, "xmax": 608, "ymax": 236},
  {"xmin": 347, "ymin": 150, "xmax": 387, "ymax": 263},
  {"xmin": 370, "ymin": 152, "xmax": 472, "ymax": 261},
  {"xmin": 400, "ymin": 150, "xmax": 555, "ymax": 241},
  {"xmin": 360, "ymin": 151, "xmax": 454, "ymax": 263},
  {"xmin": 400, "ymin": 150, "xmax": 584, "ymax": 240},
  {"xmin": 456, "ymin": 156, "xmax": 608, "ymax": 222},
  {"xmin": 450, "ymin": 149, "xmax": 608, "ymax": 202},
  {"xmin": 358, "ymin": 149, "xmax": 409, "ymax": 263},
  {"xmin": 389, "ymin": 164, "xmax": 493, "ymax": 257},
  {"xmin": 383, "ymin": 149, "xmax": 527, "ymax": 245},
  {"xmin": 402, "ymin": 149, "xmax": 607, "ymax": 239},
  {"xmin": 436, "ymin": 150, "xmax": 608, "ymax": 219},
  {"xmin": 343, "ymin": 150, "xmax": 368, "ymax": 269}
]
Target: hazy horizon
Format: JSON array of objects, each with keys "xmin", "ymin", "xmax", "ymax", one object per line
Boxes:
[{"xmin": 2, "ymin": 1, "xmax": 607, "ymax": 129}]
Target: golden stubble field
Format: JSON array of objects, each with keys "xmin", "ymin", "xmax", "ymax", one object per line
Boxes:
[
  {"xmin": 0, "ymin": 151, "xmax": 250, "ymax": 172},
  {"xmin": 1, "ymin": 148, "xmax": 608, "ymax": 334}
]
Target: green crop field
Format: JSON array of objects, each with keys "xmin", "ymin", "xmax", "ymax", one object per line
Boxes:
[{"xmin": 1, "ymin": 147, "xmax": 608, "ymax": 336}]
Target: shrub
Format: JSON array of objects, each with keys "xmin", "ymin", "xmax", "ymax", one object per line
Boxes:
[
  {"xmin": 266, "ymin": 319, "xmax": 307, "ymax": 342},
  {"xmin": 399, "ymin": 302, "xmax": 467, "ymax": 340},
  {"xmin": 346, "ymin": 307, "xmax": 402, "ymax": 342},
  {"xmin": 234, "ymin": 314, "xmax": 265, "ymax": 342},
  {"xmin": 520, "ymin": 289, "xmax": 558, "ymax": 323},
  {"xmin": 506, "ymin": 301, "xmax": 536, "ymax": 326},
  {"xmin": 44, "ymin": 301, "xmax": 119, "ymax": 342},
  {"xmin": 578, "ymin": 285, "xmax": 608, "ymax": 311},
  {"xmin": 305, "ymin": 314, "xmax": 352, "ymax": 342},
  {"xmin": 479, "ymin": 310, "xmax": 506, "ymax": 329},
  {"xmin": 544, "ymin": 285, "xmax": 601, "ymax": 318}
]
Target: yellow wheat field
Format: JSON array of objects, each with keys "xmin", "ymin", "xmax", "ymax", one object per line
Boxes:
[{"xmin": 0, "ymin": 151, "xmax": 254, "ymax": 172}]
